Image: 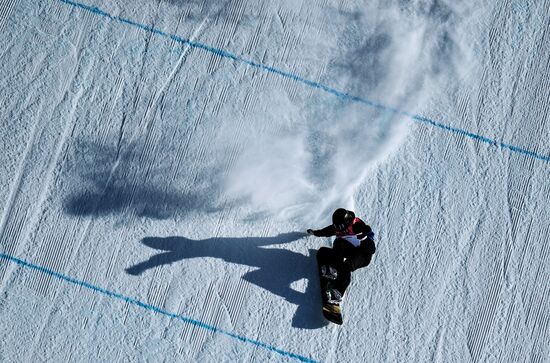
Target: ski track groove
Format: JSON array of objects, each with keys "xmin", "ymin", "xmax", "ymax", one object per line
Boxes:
[
  {"xmin": 504, "ymin": 162, "xmax": 535, "ymax": 278},
  {"xmin": 193, "ymin": 282, "xmax": 224, "ymax": 357},
  {"xmin": 472, "ymin": 66, "xmax": 491, "ymax": 142},
  {"xmin": 244, "ymin": 2, "xmax": 269, "ymax": 56},
  {"xmin": 79, "ymin": 248, "xmax": 102, "ymax": 297},
  {"xmin": 423, "ymin": 219, "xmax": 445, "ymax": 288},
  {"xmin": 103, "ymin": 230, "xmax": 127, "ymax": 280},
  {"xmin": 21, "ymin": 81, "xmax": 84, "ymax": 297},
  {"xmin": 176, "ymin": 272, "xmax": 246, "ymax": 357},
  {"xmin": 277, "ymin": 5, "xmax": 314, "ymax": 103},
  {"xmin": 212, "ymin": 0, "xmax": 246, "ymax": 66},
  {"xmin": 71, "ymin": 4, "xmax": 94, "ymax": 53},
  {"xmin": 213, "ymin": 209, "xmax": 251, "ymax": 331},
  {"xmin": 468, "ymin": 261, "xmax": 505, "ymax": 362},
  {"xmin": 431, "ymin": 325, "xmax": 446, "ymax": 362},
  {"xmin": 487, "ymin": 272, "xmax": 505, "ymax": 356},
  {"xmin": 22, "ymin": 257, "xmax": 74, "ymax": 362},
  {"xmin": 0, "ymin": 204, "xmax": 27, "ymax": 286},
  {"xmin": 147, "ymin": 266, "xmax": 170, "ymax": 312},
  {"xmin": 23, "ymin": 295, "xmax": 59, "ymax": 362},
  {"xmin": 30, "ymin": 220, "xmax": 77, "ymax": 297},
  {"xmin": 456, "ymin": 91, "xmax": 471, "ymax": 126},
  {"xmin": 182, "ymin": 282, "xmax": 208, "ymax": 354},
  {"xmin": 52, "ymin": 0, "xmax": 65, "ymax": 21},
  {"xmin": 0, "ymin": 84, "xmax": 45, "ymax": 284},
  {"xmin": 243, "ymin": 65, "xmax": 270, "ymax": 111},
  {"xmin": 167, "ymin": 11, "xmax": 187, "ymax": 50},
  {"xmin": 0, "ymin": 0, "xmax": 17, "ymax": 32},
  {"xmin": 503, "ymin": 303, "xmax": 523, "ymax": 362},
  {"xmin": 176, "ymin": 299, "xmax": 189, "ymax": 355},
  {"xmin": 524, "ymin": 224, "xmax": 550, "ymax": 321},
  {"xmin": 225, "ymin": 277, "xmax": 250, "ymax": 330},
  {"xmin": 213, "ymin": 82, "xmax": 230, "ymax": 116}
]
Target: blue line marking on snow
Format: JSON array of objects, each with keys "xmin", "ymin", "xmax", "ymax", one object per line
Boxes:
[
  {"xmin": 57, "ymin": 0, "xmax": 550, "ymax": 164},
  {"xmin": 0, "ymin": 253, "xmax": 318, "ymax": 363}
]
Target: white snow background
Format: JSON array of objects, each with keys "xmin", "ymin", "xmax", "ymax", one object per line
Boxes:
[{"xmin": 1, "ymin": 0, "xmax": 549, "ymax": 362}]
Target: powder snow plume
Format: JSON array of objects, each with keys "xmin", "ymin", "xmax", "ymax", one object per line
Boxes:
[{"xmin": 223, "ymin": 0, "xmax": 477, "ymax": 223}]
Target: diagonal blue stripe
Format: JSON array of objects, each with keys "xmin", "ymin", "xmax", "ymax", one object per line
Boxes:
[
  {"xmin": 0, "ymin": 253, "xmax": 319, "ymax": 363},
  {"xmin": 56, "ymin": 0, "xmax": 550, "ymax": 164}
]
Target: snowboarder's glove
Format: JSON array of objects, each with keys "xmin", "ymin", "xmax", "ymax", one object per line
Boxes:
[{"xmin": 307, "ymin": 229, "xmax": 315, "ymax": 235}]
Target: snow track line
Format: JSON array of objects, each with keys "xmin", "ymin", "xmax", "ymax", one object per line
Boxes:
[
  {"xmin": 0, "ymin": 0, "xmax": 18, "ymax": 32},
  {"xmin": 0, "ymin": 252, "xmax": 318, "ymax": 363},
  {"xmin": 58, "ymin": 0, "xmax": 550, "ymax": 164}
]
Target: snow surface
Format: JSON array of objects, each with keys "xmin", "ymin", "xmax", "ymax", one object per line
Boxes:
[{"xmin": 1, "ymin": 0, "xmax": 549, "ymax": 362}]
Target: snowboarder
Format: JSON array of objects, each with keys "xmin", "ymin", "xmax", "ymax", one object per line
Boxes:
[{"xmin": 307, "ymin": 208, "xmax": 376, "ymax": 306}]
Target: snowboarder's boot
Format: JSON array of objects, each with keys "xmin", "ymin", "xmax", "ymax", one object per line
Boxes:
[
  {"xmin": 325, "ymin": 286, "xmax": 343, "ymax": 305},
  {"xmin": 322, "ymin": 283, "xmax": 344, "ymax": 324},
  {"xmin": 320, "ymin": 265, "xmax": 338, "ymax": 280}
]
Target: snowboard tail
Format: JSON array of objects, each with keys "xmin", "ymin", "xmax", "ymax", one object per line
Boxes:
[{"xmin": 322, "ymin": 301, "xmax": 343, "ymax": 325}]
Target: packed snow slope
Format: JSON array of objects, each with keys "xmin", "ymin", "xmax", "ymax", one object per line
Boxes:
[{"xmin": 1, "ymin": 0, "xmax": 549, "ymax": 362}]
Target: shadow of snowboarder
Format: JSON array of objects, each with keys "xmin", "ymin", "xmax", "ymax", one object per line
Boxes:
[{"xmin": 126, "ymin": 232, "xmax": 327, "ymax": 329}]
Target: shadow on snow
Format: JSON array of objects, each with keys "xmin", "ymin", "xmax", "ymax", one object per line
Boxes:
[
  {"xmin": 126, "ymin": 232, "xmax": 328, "ymax": 329},
  {"xmin": 63, "ymin": 139, "xmax": 223, "ymax": 219}
]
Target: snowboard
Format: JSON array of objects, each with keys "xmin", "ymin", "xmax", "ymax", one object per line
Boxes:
[
  {"xmin": 319, "ymin": 269, "xmax": 343, "ymax": 325},
  {"xmin": 322, "ymin": 299, "xmax": 343, "ymax": 325}
]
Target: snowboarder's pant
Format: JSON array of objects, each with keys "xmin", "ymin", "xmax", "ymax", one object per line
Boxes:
[{"xmin": 316, "ymin": 238, "xmax": 375, "ymax": 295}]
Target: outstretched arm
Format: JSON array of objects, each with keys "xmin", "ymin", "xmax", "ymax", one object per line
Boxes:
[{"xmin": 307, "ymin": 225, "xmax": 336, "ymax": 237}]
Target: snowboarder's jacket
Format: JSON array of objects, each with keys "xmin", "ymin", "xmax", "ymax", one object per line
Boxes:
[{"xmin": 311, "ymin": 217, "xmax": 376, "ymax": 257}]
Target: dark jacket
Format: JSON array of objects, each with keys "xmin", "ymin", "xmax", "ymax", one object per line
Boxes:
[
  {"xmin": 312, "ymin": 217, "xmax": 376, "ymax": 267},
  {"xmin": 311, "ymin": 218, "xmax": 373, "ymax": 242}
]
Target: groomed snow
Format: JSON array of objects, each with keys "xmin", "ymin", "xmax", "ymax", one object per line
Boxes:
[{"xmin": 0, "ymin": 0, "xmax": 549, "ymax": 362}]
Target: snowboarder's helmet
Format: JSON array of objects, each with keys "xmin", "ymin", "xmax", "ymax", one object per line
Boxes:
[{"xmin": 332, "ymin": 208, "xmax": 355, "ymax": 231}]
